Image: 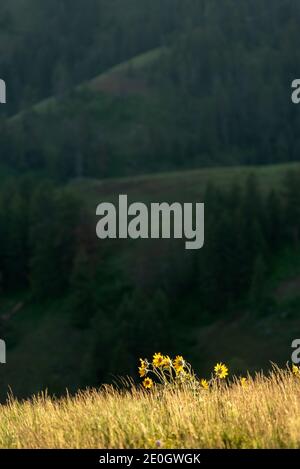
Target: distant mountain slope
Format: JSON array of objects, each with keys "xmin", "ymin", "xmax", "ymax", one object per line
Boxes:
[
  {"xmin": 2, "ymin": 0, "xmax": 300, "ymax": 180},
  {"xmin": 10, "ymin": 47, "xmax": 165, "ymax": 121},
  {"xmin": 71, "ymin": 161, "xmax": 300, "ymax": 202},
  {"xmin": 1, "ymin": 161, "xmax": 300, "ymax": 401},
  {"xmin": 1, "ymin": 0, "xmax": 188, "ymax": 115}
]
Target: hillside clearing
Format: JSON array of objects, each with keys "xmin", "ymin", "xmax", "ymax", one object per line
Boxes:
[
  {"xmin": 70, "ymin": 162, "xmax": 300, "ymax": 204},
  {"xmin": 9, "ymin": 47, "xmax": 165, "ymax": 122}
]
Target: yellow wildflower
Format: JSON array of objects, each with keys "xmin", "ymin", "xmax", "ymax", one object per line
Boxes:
[
  {"xmin": 153, "ymin": 353, "xmax": 165, "ymax": 368},
  {"xmin": 176, "ymin": 369, "xmax": 186, "ymax": 380},
  {"xmin": 143, "ymin": 377, "xmax": 153, "ymax": 389},
  {"xmin": 138, "ymin": 359, "xmax": 147, "ymax": 378},
  {"xmin": 200, "ymin": 379, "xmax": 209, "ymax": 390},
  {"xmin": 240, "ymin": 377, "xmax": 247, "ymax": 388},
  {"xmin": 162, "ymin": 355, "xmax": 172, "ymax": 367},
  {"xmin": 214, "ymin": 362, "xmax": 229, "ymax": 379},
  {"xmin": 173, "ymin": 355, "xmax": 185, "ymax": 373},
  {"xmin": 292, "ymin": 364, "xmax": 300, "ymax": 376}
]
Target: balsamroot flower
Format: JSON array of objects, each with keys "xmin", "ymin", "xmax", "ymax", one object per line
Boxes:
[
  {"xmin": 173, "ymin": 355, "xmax": 185, "ymax": 373},
  {"xmin": 200, "ymin": 379, "xmax": 209, "ymax": 390},
  {"xmin": 143, "ymin": 377, "xmax": 153, "ymax": 389},
  {"xmin": 214, "ymin": 362, "xmax": 229, "ymax": 379},
  {"xmin": 162, "ymin": 355, "xmax": 172, "ymax": 367},
  {"xmin": 138, "ymin": 359, "xmax": 147, "ymax": 378},
  {"xmin": 152, "ymin": 353, "xmax": 165, "ymax": 368}
]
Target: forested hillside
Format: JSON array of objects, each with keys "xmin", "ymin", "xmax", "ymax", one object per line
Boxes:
[
  {"xmin": 1, "ymin": 164, "xmax": 300, "ymax": 399},
  {"xmin": 1, "ymin": 0, "xmax": 300, "ymax": 179}
]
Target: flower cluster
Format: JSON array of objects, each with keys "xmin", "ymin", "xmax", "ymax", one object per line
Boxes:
[
  {"xmin": 138, "ymin": 353, "xmax": 231, "ymax": 390},
  {"xmin": 138, "ymin": 355, "xmax": 300, "ymax": 391}
]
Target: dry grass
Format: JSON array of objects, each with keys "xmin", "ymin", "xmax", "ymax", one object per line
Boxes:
[{"xmin": 0, "ymin": 367, "xmax": 300, "ymax": 449}]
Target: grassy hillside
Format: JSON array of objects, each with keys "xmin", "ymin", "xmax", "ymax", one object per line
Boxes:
[
  {"xmin": 72, "ymin": 161, "xmax": 300, "ymax": 202},
  {"xmin": 10, "ymin": 47, "xmax": 165, "ymax": 121},
  {"xmin": 0, "ymin": 365, "xmax": 300, "ymax": 448}
]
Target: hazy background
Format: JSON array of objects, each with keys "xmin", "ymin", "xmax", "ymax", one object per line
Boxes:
[{"xmin": 1, "ymin": 0, "xmax": 300, "ymax": 400}]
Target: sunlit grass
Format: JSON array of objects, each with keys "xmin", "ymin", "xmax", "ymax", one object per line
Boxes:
[{"xmin": 0, "ymin": 364, "xmax": 300, "ymax": 449}]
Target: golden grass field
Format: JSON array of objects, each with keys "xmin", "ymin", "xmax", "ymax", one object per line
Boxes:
[{"xmin": 0, "ymin": 365, "xmax": 300, "ymax": 449}]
